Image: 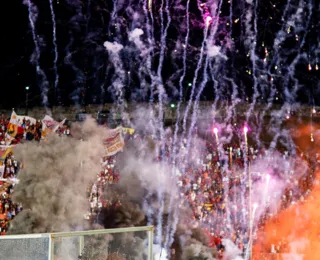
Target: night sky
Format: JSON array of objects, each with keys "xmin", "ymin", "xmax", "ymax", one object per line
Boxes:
[{"xmin": 0, "ymin": 0, "xmax": 319, "ymax": 109}]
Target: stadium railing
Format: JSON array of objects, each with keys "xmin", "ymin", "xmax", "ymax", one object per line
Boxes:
[{"xmin": 0, "ymin": 225, "xmax": 154, "ymax": 260}]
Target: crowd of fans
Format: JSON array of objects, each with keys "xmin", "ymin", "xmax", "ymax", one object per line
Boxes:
[
  {"xmin": 86, "ymin": 132, "xmax": 317, "ymax": 256},
  {"xmin": 0, "ymin": 115, "xmax": 71, "ymax": 235},
  {"xmin": 0, "ymin": 113, "xmax": 317, "ymax": 257}
]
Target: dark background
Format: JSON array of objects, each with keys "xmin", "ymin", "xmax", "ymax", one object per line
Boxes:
[{"xmin": 0, "ymin": 0, "xmax": 319, "ymax": 109}]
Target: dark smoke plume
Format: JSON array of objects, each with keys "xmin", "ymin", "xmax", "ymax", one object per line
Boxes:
[
  {"xmin": 8, "ymin": 117, "xmax": 218, "ymax": 259},
  {"xmin": 9, "ymin": 118, "xmax": 107, "ymax": 234}
]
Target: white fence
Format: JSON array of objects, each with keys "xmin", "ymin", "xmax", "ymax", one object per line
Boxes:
[{"xmin": 0, "ymin": 226, "xmax": 154, "ymax": 260}]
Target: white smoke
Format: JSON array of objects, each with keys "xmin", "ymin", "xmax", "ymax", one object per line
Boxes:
[
  {"xmin": 103, "ymin": 41, "xmax": 123, "ymax": 53},
  {"xmin": 207, "ymin": 44, "xmax": 228, "ymax": 60}
]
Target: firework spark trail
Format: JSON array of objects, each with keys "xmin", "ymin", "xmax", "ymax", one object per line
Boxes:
[
  {"xmin": 267, "ymin": 0, "xmax": 307, "ymax": 104},
  {"xmin": 128, "ymin": 23, "xmax": 157, "ymax": 231},
  {"xmin": 155, "ymin": 0, "xmax": 172, "ymax": 246},
  {"xmin": 282, "ymin": 0, "xmax": 312, "ymax": 99},
  {"xmin": 245, "ymin": 0, "xmax": 259, "ymax": 122},
  {"xmin": 25, "ymin": 0, "xmax": 50, "ymax": 110},
  {"xmin": 103, "ymin": 42, "xmax": 126, "ymax": 115},
  {"xmin": 185, "ymin": 0, "xmax": 224, "ymax": 149},
  {"xmin": 156, "ymin": 0, "xmax": 171, "ymax": 139},
  {"xmin": 210, "ymin": 62, "xmax": 220, "ymax": 115},
  {"xmin": 49, "ymin": 0, "xmax": 59, "ymax": 105},
  {"xmin": 268, "ymin": 0, "xmax": 296, "ymax": 71},
  {"xmin": 254, "ymin": 0, "xmax": 294, "ymax": 147},
  {"xmin": 146, "ymin": 0, "xmax": 155, "ymax": 55},
  {"xmin": 241, "ymin": 128, "xmax": 251, "ymax": 246},
  {"xmin": 186, "ymin": 56, "xmax": 210, "ymax": 151},
  {"xmin": 181, "ymin": 27, "xmax": 208, "ymax": 145},
  {"xmin": 141, "ymin": 0, "xmax": 156, "ymax": 103},
  {"xmin": 109, "ymin": 0, "xmax": 118, "ymax": 36},
  {"xmin": 269, "ymin": 0, "xmax": 312, "ymax": 149},
  {"xmin": 164, "ymin": 0, "xmax": 191, "ymax": 251}
]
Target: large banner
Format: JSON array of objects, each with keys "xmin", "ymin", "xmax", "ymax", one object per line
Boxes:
[
  {"xmin": 0, "ymin": 145, "xmax": 13, "ymax": 160},
  {"xmin": 6, "ymin": 111, "xmax": 37, "ymax": 142},
  {"xmin": 104, "ymin": 127, "xmax": 125, "ymax": 156},
  {"xmin": 42, "ymin": 115, "xmax": 66, "ymax": 138},
  {"xmin": 8, "ymin": 111, "xmax": 36, "ymax": 127}
]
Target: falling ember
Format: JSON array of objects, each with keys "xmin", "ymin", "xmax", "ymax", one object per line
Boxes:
[
  {"xmin": 266, "ymin": 174, "xmax": 271, "ymax": 181},
  {"xmin": 243, "ymin": 126, "xmax": 248, "ymax": 134},
  {"xmin": 205, "ymin": 16, "xmax": 212, "ymax": 27},
  {"xmin": 148, "ymin": 0, "xmax": 152, "ymax": 11},
  {"xmin": 311, "ymin": 133, "xmax": 314, "ymax": 142},
  {"xmin": 316, "ymin": 64, "xmax": 319, "ymax": 71},
  {"xmin": 308, "ymin": 64, "xmax": 312, "ymax": 71},
  {"xmin": 213, "ymin": 127, "xmax": 218, "ymax": 135}
]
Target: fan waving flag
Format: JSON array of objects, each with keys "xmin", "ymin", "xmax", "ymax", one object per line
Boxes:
[
  {"xmin": 104, "ymin": 127, "xmax": 125, "ymax": 156},
  {"xmin": 7, "ymin": 111, "xmax": 35, "ymax": 137},
  {"xmin": 6, "ymin": 111, "xmax": 37, "ymax": 144},
  {"xmin": 42, "ymin": 115, "xmax": 66, "ymax": 138}
]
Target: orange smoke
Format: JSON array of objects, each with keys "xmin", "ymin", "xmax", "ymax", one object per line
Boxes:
[{"xmin": 253, "ymin": 122, "xmax": 320, "ymax": 259}]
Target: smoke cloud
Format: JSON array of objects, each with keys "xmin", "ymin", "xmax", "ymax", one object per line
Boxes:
[
  {"xmin": 8, "ymin": 118, "xmax": 108, "ymax": 234},
  {"xmin": 8, "ymin": 116, "xmax": 219, "ymax": 259},
  {"xmin": 253, "ymin": 123, "xmax": 320, "ymax": 259}
]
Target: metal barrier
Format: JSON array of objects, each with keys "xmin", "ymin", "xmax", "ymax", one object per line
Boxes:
[{"xmin": 0, "ymin": 226, "xmax": 154, "ymax": 260}]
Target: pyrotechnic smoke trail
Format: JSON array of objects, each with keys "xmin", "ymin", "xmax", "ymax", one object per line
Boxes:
[
  {"xmin": 146, "ymin": 0, "xmax": 155, "ymax": 74},
  {"xmin": 246, "ymin": 202, "xmax": 258, "ymax": 260},
  {"xmin": 25, "ymin": 0, "xmax": 50, "ymax": 109},
  {"xmin": 172, "ymin": 0, "xmax": 191, "ymax": 154},
  {"xmin": 49, "ymin": 0, "xmax": 60, "ymax": 105},
  {"xmin": 156, "ymin": 0, "xmax": 171, "ymax": 138},
  {"xmin": 164, "ymin": 0, "xmax": 191, "ymax": 251},
  {"xmin": 155, "ymin": 0, "xmax": 171, "ymax": 246},
  {"xmin": 141, "ymin": 0, "xmax": 156, "ymax": 103},
  {"xmin": 186, "ymin": 0, "xmax": 224, "ymax": 149},
  {"xmin": 181, "ymin": 23, "xmax": 209, "ymax": 143},
  {"xmin": 263, "ymin": 174, "xmax": 271, "ymax": 208},
  {"xmin": 268, "ymin": 0, "xmax": 310, "ymax": 105},
  {"xmin": 253, "ymin": 0, "xmax": 295, "ymax": 147},
  {"xmin": 255, "ymin": 0, "xmax": 294, "ymax": 146},
  {"xmin": 243, "ymin": 126, "xmax": 249, "ymax": 228},
  {"xmin": 186, "ymin": 53, "xmax": 210, "ymax": 150},
  {"xmin": 245, "ymin": 0, "xmax": 259, "ymax": 122},
  {"xmin": 109, "ymin": 0, "xmax": 118, "ymax": 36},
  {"xmin": 283, "ymin": 0, "xmax": 312, "ymax": 96},
  {"xmin": 269, "ymin": 0, "xmax": 312, "ymax": 150},
  {"xmin": 210, "ymin": 63, "xmax": 220, "ymax": 113},
  {"xmin": 268, "ymin": 0, "xmax": 295, "ymax": 72}
]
